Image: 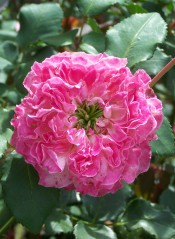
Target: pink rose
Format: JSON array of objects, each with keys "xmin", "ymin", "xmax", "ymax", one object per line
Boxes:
[{"xmin": 11, "ymin": 52, "xmax": 163, "ymax": 196}]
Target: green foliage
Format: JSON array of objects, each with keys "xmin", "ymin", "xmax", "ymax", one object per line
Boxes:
[
  {"xmin": 126, "ymin": 3, "xmax": 147, "ymax": 14},
  {"xmin": 43, "ymin": 29, "xmax": 78, "ymax": 47},
  {"xmin": 0, "ymin": 29, "xmax": 17, "ymax": 42},
  {"xmin": 0, "ymin": 41, "xmax": 18, "ymax": 63},
  {"xmin": 160, "ymin": 186, "xmax": 175, "ymax": 214},
  {"xmin": 0, "ymin": 129, "xmax": 12, "ymax": 158},
  {"xmin": 74, "ymin": 221, "xmax": 117, "ymax": 239},
  {"xmin": 0, "ymin": 0, "xmax": 175, "ymax": 238},
  {"xmin": 2, "ymin": 156, "xmax": 60, "ymax": 233},
  {"xmin": 78, "ymin": 0, "xmax": 123, "ymax": 16},
  {"xmin": 82, "ymin": 185, "xmax": 132, "ymax": 221},
  {"xmin": 106, "ymin": 13, "xmax": 167, "ymax": 67},
  {"xmin": 45, "ymin": 209, "xmax": 73, "ymax": 235},
  {"xmin": 0, "ymin": 184, "xmax": 13, "ymax": 235},
  {"xmin": 80, "ymin": 32, "xmax": 105, "ymax": 54},
  {"xmin": 0, "ymin": 57, "xmax": 12, "ymax": 71},
  {"xmin": 150, "ymin": 116, "xmax": 175, "ymax": 156},
  {"xmin": 120, "ymin": 199, "xmax": 175, "ymax": 239},
  {"xmin": 134, "ymin": 48, "xmax": 171, "ymax": 75},
  {"xmin": 87, "ymin": 18, "xmax": 101, "ymax": 33},
  {"xmin": 0, "ymin": 109, "xmax": 14, "ymax": 132},
  {"xmin": 18, "ymin": 3, "xmax": 63, "ymax": 47}
]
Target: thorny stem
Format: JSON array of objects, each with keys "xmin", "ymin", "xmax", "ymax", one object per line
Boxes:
[{"xmin": 150, "ymin": 58, "xmax": 175, "ymax": 88}]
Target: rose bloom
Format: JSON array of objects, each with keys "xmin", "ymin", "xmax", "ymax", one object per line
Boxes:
[{"xmin": 11, "ymin": 52, "xmax": 163, "ymax": 197}]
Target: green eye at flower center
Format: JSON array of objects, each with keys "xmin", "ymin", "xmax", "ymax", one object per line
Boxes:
[{"xmin": 75, "ymin": 102, "xmax": 103, "ymax": 130}]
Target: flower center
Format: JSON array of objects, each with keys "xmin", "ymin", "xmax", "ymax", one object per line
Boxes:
[{"xmin": 75, "ymin": 102, "xmax": 103, "ymax": 130}]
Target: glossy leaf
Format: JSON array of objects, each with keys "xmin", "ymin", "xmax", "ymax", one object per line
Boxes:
[
  {"xmin": 43, "ymin": 29, "xmax": 78, "ymax": 47},
  {"xmin": 121, "ymin": 198, "xmax": 175, "ymax": 239},
  {"xmin": 0, "ymin": 184, "xmax": 13, "ymax": 235},
  {"xmin": 80, "ymin": 32, "xmax": 105, "ymax": 54},
  {"xmin": 0, "ymin": 129, "xmax": 12, "ymax": 158},
  {"xmin": 142, "ymin": 1, "xmax": 164, "ymax": 18},
  {"xmin": 0, "ymin": 30, "xmax": 17, "ymax": 43},
  {"xmin": 0, "ymin": 86, "xmax": 21, "ymax": 105},
  {"xmin": 150, "ymin": 116, "xmax": 175, "ymax": 156},
  {"xmin": 78, "ymin": 0, "xmax": 122, "ymax": 16},
  {"xmin": 82, "ymin": 185, "xmax": 132, "ymax": 221},
  {"xmin": 58, "ymin": 189, "xmax": 77, "ymax": 209},
  {"xmin": 160, "ymin": 186, "xmax": 175, "ymax": 214},
  {"xmin": 0, "ymin": 57, "xmax": 12, "ymax": 71},
  {"xmin": 127, "ymin": 3, "xmax": 147, "ymax": 14},
  {"xmin": 0, "ymin": 136, "xmax": 7, "ymax": 158},
  {"xmin": 80, "ymin": 43, "xmax": 99, "ymax": 54},
  {"xmin": 2, "ymin": 157, "xmax": 60, "ymax": 233},
  {"xmin": 1, "ymin": 20, "xmax": 18, "ymax": 31},
  {"xmin": 0, "ymin": 41, "xmax": 18, "ymax": 63},
  {"xmin": 14, "ymin": 46, "xmax": 56, "ymax": 95},
  {"xmin": 74, "ymin": 221, "xmax": 117, "ymax": 239},
  {"xmin": 18, "ymin": 3, "xmax": 63, "ymax": 47},
  {"xmin": 106, "ymin": 13, "xmax": 167, "ymax": 67},
  {"xmin": 87, "ymin": 18, "xmax": 101, "ymax": 33},
  {"xmin": 134, "ymin": 48, "xmax": 171, "ymax": 75},
  {"xmin": 0, "ymin": 109, "xmax": 14, "ymax": 132},
  {"xmin": 45, "ymin": 209, "xmax": 73, "ymax": 235},
  {"xmin": 0, "ymin": 152, "xmax": 13, "ymax": 181},
  {"xmin": 67, "ymin": 205, "xmax": 90, "ymax": 221}
]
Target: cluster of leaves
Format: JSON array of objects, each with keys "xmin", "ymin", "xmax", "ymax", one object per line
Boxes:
[{"xmin": 0, "ymin": 0, "xmax": 175, "ymax": 238}]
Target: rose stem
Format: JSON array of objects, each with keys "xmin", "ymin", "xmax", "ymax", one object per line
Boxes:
[
  {"xmin": 0, "ymin": 217, "xmax": 15, "ymax": 234},
  {"xmin": 149, "ymin": 58, "xmax": 175, "ymax": 88}
]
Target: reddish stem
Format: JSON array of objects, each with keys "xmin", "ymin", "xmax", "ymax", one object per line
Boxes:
[{"xmin": 149, "ymin": 58, "xmax": 175, "ymax": 88}]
